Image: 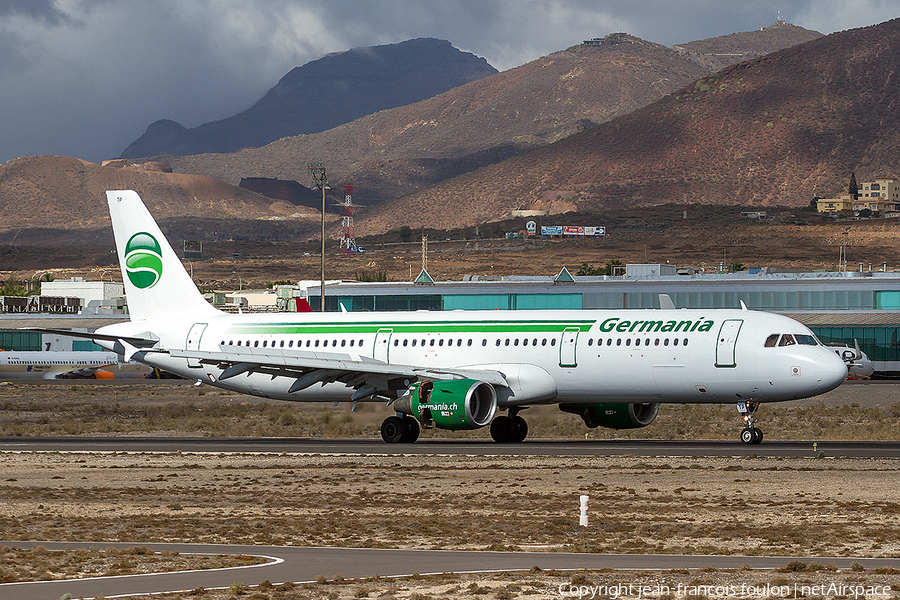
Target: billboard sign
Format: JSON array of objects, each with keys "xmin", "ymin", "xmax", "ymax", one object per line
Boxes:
[{"xmin": 541, "ymin": 225, "xmax": 563, "ymax": 236}]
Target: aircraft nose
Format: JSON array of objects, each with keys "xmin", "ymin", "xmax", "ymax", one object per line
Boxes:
[{"xmin": 816, "ymin": 349, "xmax": 849, "ymax": 391}]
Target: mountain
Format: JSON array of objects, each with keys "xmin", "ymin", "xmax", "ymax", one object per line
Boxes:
[
  {"xmin": 673, "ymin": 21, "xmax": 821, "ymax": 71},
  {"xmin": 358, "ymin": 19, "xmax": 900, "ymax": 232},
  {"xmin": 0, "ymin": 156, "xmax": 319, "ymax": 240},
  {"xmin": 161, "ymin": 24, "xmax": 821, "ymax": 204},
  {"xmin": 121, "ymin": 38, "xmax": 498, "ymax": 158}
]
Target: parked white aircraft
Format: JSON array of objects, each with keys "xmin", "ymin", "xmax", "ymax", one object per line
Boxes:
[
  {"xmin": 827, "ymin": 341, "xmax": 875, "ymax": 379},
  {"xmin": 34, "ymin": 190, "xmax": 849, "ymax": 444},
  {"xmin": 0, "ymin": 350, "xmax": 120, "ymax": 380}
]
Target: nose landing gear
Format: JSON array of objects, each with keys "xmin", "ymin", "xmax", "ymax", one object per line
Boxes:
[{"xmin": 737, "ymin": 401, "xmax": 763, "ymax": 444}]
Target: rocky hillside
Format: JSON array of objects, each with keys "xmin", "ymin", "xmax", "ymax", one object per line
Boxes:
[
  {"xmin": 673, "ymin": 21, "xmax": 821, "ymax": 71},
  {"xmin": 0, "ymin": 156, "xmax": 319, "ymax": 233},
  {"xmin": 160, "ymin": 24, "xmax": 821, "ymax": 205},
  {"xmin": 356, "ymin": 19, "xmax": 900, "ymax": 233},
  {"xmin": 121, "ymin": 38, "xmax": 498, "ymax": 158}
]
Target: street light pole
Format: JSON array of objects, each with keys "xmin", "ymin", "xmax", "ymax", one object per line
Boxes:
[{"xmin": 308, "ymin": 162, "xmax": 328, "ymax": 312}]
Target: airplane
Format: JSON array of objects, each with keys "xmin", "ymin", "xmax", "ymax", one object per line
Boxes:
[
  {"xmin": 31, "ymin": 190, "xmax": 849, "ymax": 445},
  {"xmin": 826, "ymin": 340, "xmax": 875, "ymax": 379},
  {"xmin": 0, "ymin": 349, "xmax": 121, "ymax": 380}
]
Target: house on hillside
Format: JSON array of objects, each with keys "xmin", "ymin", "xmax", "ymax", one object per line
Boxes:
[
  {"xmin": 818, "ymin": 176, "xmax": 900, "ymax": 216},
  {"xmin": 817, "ymin": 195, "xmax": 854, "ymax": 213}
]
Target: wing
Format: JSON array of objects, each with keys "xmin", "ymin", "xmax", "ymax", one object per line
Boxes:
[{"xmin": 169, "ymin": 346, "xmax": 508, "ymax": 402}]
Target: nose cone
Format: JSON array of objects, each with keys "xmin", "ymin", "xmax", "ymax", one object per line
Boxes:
[{"xmin": 815, "ymin": 349, "xmax": 849, "ymax": 392}]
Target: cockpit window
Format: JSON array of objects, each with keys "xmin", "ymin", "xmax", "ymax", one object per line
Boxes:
[
  {"xmin": 764, "ymin": 334, "xmax": 779, "ymax": 348},
  {"xmin": 778, "ymin": 334, "xmax": 796, "ymax": 347},
  {"xmin": 794, "ymin": 334, "xmax": 818, "ymax": 346}
]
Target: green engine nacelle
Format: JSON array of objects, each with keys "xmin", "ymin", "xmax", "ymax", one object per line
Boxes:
[
  {"xmin": 559, "ymin": 402, "xmax": 660, "ymax": 429},
  {"xmin": 393, "ymin": 379, "xmax": 498, "ymax": 430}
]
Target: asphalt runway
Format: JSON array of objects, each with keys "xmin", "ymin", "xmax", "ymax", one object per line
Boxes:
[
  {"xmin": 0, "ymin": 436, "xmax": 898, "ymax": 457},
  {"xmin": 3, "ymin": 541, "xmax": 900, "ymax": 600}
]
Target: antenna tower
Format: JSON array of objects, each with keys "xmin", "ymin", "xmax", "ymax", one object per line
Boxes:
[{"xmin": 339, "ymin": 184, "xmax": 356, "ymax": 255}]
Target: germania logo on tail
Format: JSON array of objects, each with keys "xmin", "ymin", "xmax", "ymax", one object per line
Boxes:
[
  {"xmin": 33, "ymin": 190, "xmax": 849, "ymax": 445},
  {"xmin": 124, "ymin": 232, "xmax": 163, "ymax": 289}
]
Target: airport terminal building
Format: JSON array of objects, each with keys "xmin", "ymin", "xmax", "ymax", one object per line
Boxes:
[
  {"xmin": 5, "ymin": 264, "xmax": 900, "ymax": 373},
  {"xmin": 305, "ymin": 265, "xmax": 900, "ymax": 373}
]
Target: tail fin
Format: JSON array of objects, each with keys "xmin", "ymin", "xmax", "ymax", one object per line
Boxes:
[{"xmin": 107, "ymin": 190, "xmax": 220, "ymax": 321}]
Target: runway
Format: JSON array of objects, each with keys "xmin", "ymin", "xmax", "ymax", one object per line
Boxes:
[
  {"xmin": 3, "ymin": 541, "xmax": 900, "ymax": 600},
  {"xmin": 0, "ymin": 436, "xmax": 898, "ymax": 457}
]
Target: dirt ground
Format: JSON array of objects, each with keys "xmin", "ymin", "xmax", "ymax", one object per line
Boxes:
[{"xmin": 5, "ymin": 217, "xmax": 900, "ymax": 288}]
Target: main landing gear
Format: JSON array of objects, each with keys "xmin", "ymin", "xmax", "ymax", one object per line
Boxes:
[
  {"xmin": 489, "ymin": 408, "xmax": 528, "ymax": 443},
  {"xmin": 380, "ymin": 414, "xmax": 420, "ymax": 443},
  {"xmin": 737, "ymin": 401, "xmax": 763, "ymax": 444}
]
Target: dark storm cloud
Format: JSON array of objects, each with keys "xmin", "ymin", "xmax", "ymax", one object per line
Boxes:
[
  {"xmin": 0, "ymin": 0, "xmax": 70, "ymax": 24},
  {"xmin": 1, "ymin": 0, "xmax": 898, "ymax": 164}
]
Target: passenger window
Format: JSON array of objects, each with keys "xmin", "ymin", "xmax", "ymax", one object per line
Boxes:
[
  {"xmin": 533, "ymin": 338, "xmax": 538, "ymax": 346},
  {"xmin": 616, "ymin": 339, "xmax": 622, "ymax": 346},
  {"xmin": 505, "ymin": 339, "xmax": 510, "ymax": 346},
  {"xmin": 496, "ymin": 339, "xmax": 501, "ymax": 346},
  {"xmin": 468, "ymin": 339, "xmax": 473, "ymax": 346},
  {"xmin": 674, "ymin": 338, "xmax": 679, "ymax": 346},
  {"xmin": 306, "ymin": 340, "xmax": 311, "ymax": 347},
  {"xmin": 349, "ymin": 339, "xmax": 354, "ymax": 347},
  {"xmin": 412, "ymin": 339, "xmax": 417, "ymax": 347},
  {"xmin": 607, "ymin": 339, "xmax": 612, "ymax": 346},
  {"xmin": 315, "ymin": 340, "xmax": 320, "ymax": 347},
  {"xmin": 664, "ymin": 339, "xmax": 669, "ymax": 346},
  {"xmin": 542, "ymin": 339, "xmax": 547, "ymax": 346},
  {"xmin": 430, "ymin": 339, "xmax": 435, "ymax": 347},
  {"xmin": 359, "ymin": 340, "xmax": 363, "ymax": 347},
  {"xmin": 764, "ymin": 334, "xmax": 779, "ymax": 348},
  {"xmin": 514, "ymin": 339, "xmax": 519, "ymax": 346},
  {"xmin": 778, "ymin": 334, "xmax": 796, "ymax": 347},
  {"xmin": 403, "ymin": 339, "xmax": 408, "ymax": 347},
  {"xmin": 392, "ymin": 339, "xmax": 397, "ymax": 347},
  {"xmin": 683, "ymin": 338, "xmax": 689, "ymax": 346},
  {"xmin": 457, "ymin": 339, "xmax": 463, "ymax": 346},
  {"xmin": 626, "ymin": 338, "xmax": 631, "ymax": 346},
  {"xmin": 439, "ymin": 339, "xmax": 444, "ymax": 347},
  {"xmin": 551, "ymin": 339, "xmax": 556, "ymax": 346},
  {"xmin": 588, "ymin": 339, "xmax": 593, "ymax": 346},
  {"xmin": 523, "ymin": 338, "xmax": 529, "ymax": 346},
  {"xmin": 654, "ymin": 338, "xmax": 660, "ymax": 346},
  {"xmin": 262, "ymin": 341, "xmax": 267, "ymax": 348},
  {"xmin": 236, "ymin": 340, "xmax": 241, "ymax": 346},
  {"xmin": 254, "ymin": 341, "xmax": 259, "ymax": 348},
  {"xmin": 482, "ymin": 339, "xmax": 487, "ymax": 346}
]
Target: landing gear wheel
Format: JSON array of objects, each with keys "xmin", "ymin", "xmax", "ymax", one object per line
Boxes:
[
  {"xmin": 740, "ymin": 426, "xmax": 764, "ymax": 444},
  {"xmin": 490, "ymin": 415, "xmax": 513, "ymax": 443},
  {"xmin": 401, "ymin": 416, "xmax": 420, "ymax": 443},
  {"xmin": 381, "ymin": 416, "xmax": 405, "ymax": 443},
  {"xmin": 740, "ymin": 427, "xmax": 755, "ymax": 445},
  {"xmin": 510, "ymin": 415, "xmax": 528, "ymax": 443}
]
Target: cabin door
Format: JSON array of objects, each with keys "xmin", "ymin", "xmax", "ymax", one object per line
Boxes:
[
  {"xmin": 374, "ymin": 328, "xmax": 393, "ymax": 363},
  {"xmin": 185, "ymin": 323, "xmax": 207, "ymax": 368},
  {"xmin": 559, "ymin": 327, "xmax": 579, "ymax": 368},
  {"xmin": 715, "ymin": 319, "xmax": 743, "ymax": 368}
]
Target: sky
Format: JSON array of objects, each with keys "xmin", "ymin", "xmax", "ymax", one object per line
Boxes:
[{"xmin": 1, "ymin": 1, "xmax": 898, "ymax": 165}]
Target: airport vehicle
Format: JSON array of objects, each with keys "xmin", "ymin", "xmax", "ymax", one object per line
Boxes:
[
  {"xmin": 0, "ymin": 350, "xmax": 120, "ymax": 380},
  {"xmin": 35, "ymin": 190, "xmax": 848, "ymax": 444}
]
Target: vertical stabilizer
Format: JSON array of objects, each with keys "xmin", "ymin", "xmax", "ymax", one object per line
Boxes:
[{"xmin": 107, "ymin": 190, "xmax": 220, "ymax": 321}]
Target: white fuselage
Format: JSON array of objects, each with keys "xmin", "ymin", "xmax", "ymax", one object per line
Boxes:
[
  {"xmin": 0, "ymin": 351, "xmax": 120, "ymax": 380},
  {"xmin": 96, "ymin": 307, "xmax": 848, "ymax": 405}
]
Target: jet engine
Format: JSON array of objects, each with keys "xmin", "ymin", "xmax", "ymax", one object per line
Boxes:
[
  {"xmin": 559, "ymin": 402, "xmax": 660, "ymax": 429},
  {"xmin": 393, "ymin": 379, "xmax": 498, "ymax": 430}
]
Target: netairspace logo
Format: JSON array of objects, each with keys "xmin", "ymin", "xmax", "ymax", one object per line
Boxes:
[
  {"xmin": 124, "ymin": 232, "xmax": 163, "ymax": 289},
  {"xmin": 558, "ymin": 582, "xmax": 894, "ymax": 599}
]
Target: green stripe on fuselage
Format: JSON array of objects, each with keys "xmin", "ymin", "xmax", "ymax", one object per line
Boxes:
[{"xmin": 224, "ymin": 319, "xmax": 595, "ymax": 336}]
